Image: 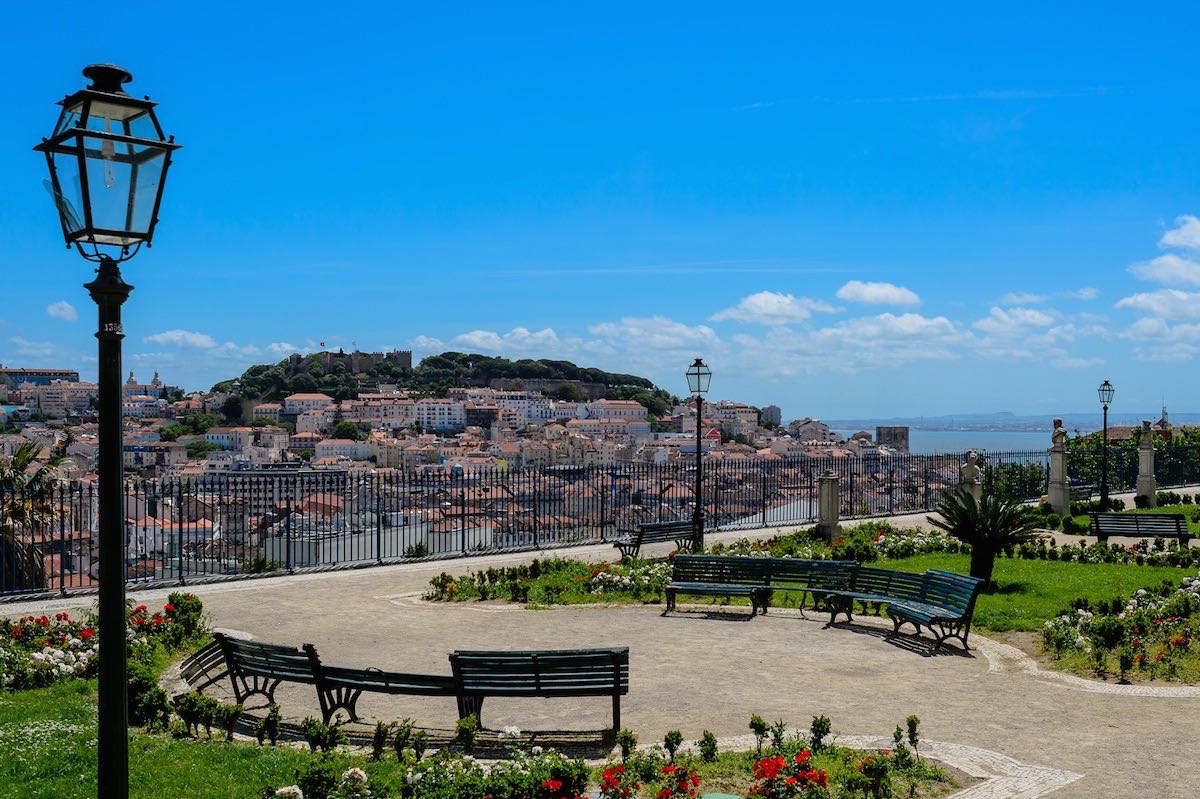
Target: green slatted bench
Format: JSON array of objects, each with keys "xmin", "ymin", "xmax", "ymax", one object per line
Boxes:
[
  {"xmin": 449, "ymin": 647, "xmax": 629, "ymax": 735},
  {"xmin": 819, "ymin": 567, "xmax": 985, "ymax": 651},
  {"xmin": 303, "ymin": 645, "xmax": 457, "ymax": 724},
  {"xmin": 613, "ymin": 520, "xmax": 696, "ymax": 559},
  {"xmin": 179, "ymin": 638, "xmax": 228, "ymax": 694},
  {"xmin": 757, "ymin": 558, "xmax": 857, "ymax": 615},
  {"xmin": 665, "ymin": 555, "xmax": 773, "ymax": 615},
  {"xmin": 212, "ymin": 632, "xmax": 457, "ymax": 724},
  {"xmin": 1090, "ymin": 512, "xmax": 1192, "ymax": 546}
]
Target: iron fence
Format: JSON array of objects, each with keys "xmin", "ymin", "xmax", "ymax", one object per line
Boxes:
[{"xmin": 2, "ymin": 446, "xmax": 1184, "ymax": 596}]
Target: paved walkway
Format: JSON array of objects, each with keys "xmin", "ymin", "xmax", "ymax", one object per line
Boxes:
[{"xmin": 8, "ymin": 501, "xmax": 1195, "ymax": 798}]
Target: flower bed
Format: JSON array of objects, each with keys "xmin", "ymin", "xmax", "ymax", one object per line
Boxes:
[
  {"xmin": 1040, "ymin": 570, "xmax": 1200, "ymax": 682},
  {"xmin": 425, "ymin": 557, "xmax": 672, "ymax": 605}
]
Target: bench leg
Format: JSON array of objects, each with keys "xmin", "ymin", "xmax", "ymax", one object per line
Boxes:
[
  {"xmin": 458, "ymin": 694, "xmax": 485, "ymax": 726},
  {"xmin": 665, "ymin": 588, "xmax": 676, "ymax": 613},
  {"xmin": 318, "ymin": 686, "xmax": 363, "ymax": 725},
  {"xmin": 231, "ymin": 675, "xmax": 281, "ymax": 708},
  {"xmin": 825, "ymin": 597, "xmax": 853, "ymax": 627},
  {"xmin": 612, "ymin": 694, "xmax": 621, "ymax": 739}
]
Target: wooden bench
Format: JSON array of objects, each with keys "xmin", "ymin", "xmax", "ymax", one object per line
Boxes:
[
  {"xmin": 665, "ymin": 555, "xmax": 772, "ymax": 615},
  {"xmin": 1090, "ymin": 512, "xmax": 1192, "ymax": 546},
  {"xmin": 212, "ymin": 632, "xmax": 456, "ymax": 724},
  {"xmin": 179, "ymin": 639, "xmax": 228, "ymax": 694},
  {"xmin": 819, "ymin": 567, "xmax": 984, "ymax": 650},
  {"xmin": 449, "ymin": 647, "xmax": 629, "ymax": 734},
  {"xmin": 612, "ymin": 519, "xmax": 696, "ymax": 559}
]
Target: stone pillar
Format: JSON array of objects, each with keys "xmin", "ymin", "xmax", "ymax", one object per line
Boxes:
[
  {"xmin": 1136, "ymin": 420, "xmax": 1157, "ymax": 506},
  {"xmin": 1048, "ymin": 417, "xmax": 1070, "ymax": 514},
  {"xmin": 816, "ymin": 470, "xmax": 841, "ymax": 543},
  {"xmin": 959, "ymin": 450, "xmax": 983, "ymax": 504}
]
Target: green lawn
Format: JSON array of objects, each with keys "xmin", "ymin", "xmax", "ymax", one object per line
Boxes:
[
  {"xmin": 874, "ymin": 553, "xmax": 1185, "ymax": 631},
  {"xmin": 0, "ymin": 680, "xmax": 400, "ymax": 799}
]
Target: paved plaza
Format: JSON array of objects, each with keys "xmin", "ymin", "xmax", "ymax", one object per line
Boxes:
[{"xmin": 7, "ymin": 515, "xmax": 1197, "ymax": 798}]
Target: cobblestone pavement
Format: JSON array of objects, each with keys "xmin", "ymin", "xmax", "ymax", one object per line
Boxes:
[{"xmin": 6, "ymin": 505, "xmax": 1196, "ymax": 798}]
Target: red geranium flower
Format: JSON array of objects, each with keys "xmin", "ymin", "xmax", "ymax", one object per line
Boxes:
[
  {"xmin": 81, "ymin": 627, "xmax": 95, "ymax": 640},
  {"xmin": 542, "ymin": 779, "xmax": 562, "ymax": 791}
]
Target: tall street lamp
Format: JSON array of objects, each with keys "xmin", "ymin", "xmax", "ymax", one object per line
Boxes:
[
  {"xmin": 1098, "ymin": 379, "xmax": 1115, "ymax": 509},
  {"xmin": 34, "ymin": 64, "xmax": 180, "ymax": 799},
  {"xmin": 685, "ymin": 358, "xmax": 711, "ymax": 551}
]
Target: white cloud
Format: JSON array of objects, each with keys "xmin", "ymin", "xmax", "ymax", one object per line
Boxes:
[
  {"xmin": 1129, "ymin": 253, "xmax": 1200, "ymax": 287},
  {"xmin": 835, "ymin": 280, "xmax": 920, "ymax": 305},
  {"xmin": 972, "ymin": 307, "xmax": 1055, "ymax": 336},
  {"xmin": 143, "ymin": 329, "xmax": 217, "ymax": 349},
  {"xmin": 452, "ymin": 327, "xmax": 562, "ymax": 355},
  {"xmin": 1159, "ymin": 215, "xmax": 1200, "ymax": 251},
  {"xmin": 410, "ymin": 335, "xmax": 446, "ymax": 353},
  {"xmin": 266, "ymin": 342, "xmax": 297, "ymax": 355},
  {"xmin": 1000, "ymin": 292, "xmax": 1047, "ymax": 304},
  {"xmin": 589, "ymin": 316, "xmax": 720, "ymax": 351},
  {"xmin": 710, "ymin": 291, "xmax": 837, "ymax": 325},
  {"xmin": 8, "ymin": 336, "xmax": 54, "ymax": 358},
  {"xmin": 1068, "ymin": 287, "xmax": 1099, "ymax": 300},
  {"xmin": 46, "ymin": 301, "xmax": 78, "ymax": 321},
  {"xmin": 211, "ymin": 342, "xmax": 261, "ymax": 359},
  {"xmin": 1115, "ymin": 289, "xmax": 1200, "ymax": 320}
]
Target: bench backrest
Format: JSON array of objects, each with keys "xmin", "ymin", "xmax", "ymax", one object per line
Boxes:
[
  {"xmin": 764, "ymin": 558, "xmax": 857, "ymax": 592},
  {"xmin": 922, "ymin": 570, "xmax": 984, "ymax": 616},
  {"xmin": 301, "ymin": 644, "xmax": 457, "ymax": 695},
  {"xmin": 637, "ymin": 520, "xmax": 695, "ymax": 543},
  {"xmin": 851, "ymin": 566, "xmax": 927, "ymax": 602},
  {"xmin": 450, "ymin": 647, "xmax": 629, "ymax": 697},
  {"xmin": 1090, "ymin": 512, "xmax": 1187, "ymax": 537},
  {"xmin": 214, "ymin": 632, "xmax": 318, "ymax": 685},
  {"xmin": 672, "ymin": 555, "xmax": 772, "ymax": 586}
]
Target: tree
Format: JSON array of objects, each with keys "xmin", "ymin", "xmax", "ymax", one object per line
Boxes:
[
  {"xmin": 0, "ymin": 442, "xmax": 65, "ymax": 590},
  {"xmin": 219, "ymin": 395, "xmax": 244, "ymax": 423},
  {"xmin": 928, "ymin": 487, "xmax": 1042, "ymax": 585},
  {"xmin": 186, "ymin": 441, "xmax": 221, "ymax": 459},
  {"xmin": 297, "ymin": 448, "xmax": 314, "ymax": 461},
  {"xmin": 158, "ymin": 422, "xmax": 187, "ymax": 442},
  {"xmin": 330, "ymin": 420, "xmax": 364, "ymax": 441}
]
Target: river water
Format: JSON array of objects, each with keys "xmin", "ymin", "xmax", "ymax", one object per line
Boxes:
[{"xmin": 831, "ymin": 428, "xmax": 1050, "ymax": 455}]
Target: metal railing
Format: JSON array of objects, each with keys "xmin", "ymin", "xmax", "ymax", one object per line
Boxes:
[{"xmin": 0, "ymin": 447, "xmax": 1149, "ymax": 596}]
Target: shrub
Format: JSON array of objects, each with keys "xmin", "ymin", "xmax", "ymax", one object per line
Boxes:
[
  {"xmin": 1135, "ymin": 494, "xmax": 1152, "ymax": 509},
  {"xmin": 831, "ymin": 530, "xmax": 880, "ymax": 563},
  {"xmin": 698, "ymin": 730, "xmax": 718, "ymax": 762},
  {"xmin": 392, "ymin": 717, "xmax": 415, "ymax": 760},
  {"xmin": 411, "ymin": 729, "xmax": 428, "ymax": 760},
  {"xmin": 770, "ymin": 718, "xmax": 788, "ymax": 750},
  {"xmin": 1043, "ymin": 513, "xmax": 1061, "ymax": 530},
  {"xmin": 295, "ymin": 757, "xmax": 337, "ymax": 799},
  {"xmin": 370, "ymin": 720, "xmax": 394, "ymax": 761},
  {"xmin": 299, "ymin": 717, "xmax": 347, "ymax": 752},
  {"xmin": 172, "ymin": 692, "xmax": 219, "ymax": 738},
  {"xmin": 810, "ymin": 714, "xmax": 832, "ymax": 751},
  {"xmin": 663, "ymin": 729, "xmax": 683, "ymax": 762},
  {"xmin": 256, "ymin": 704, "xmax": 282, "ymax": 746},
  {"xmin": 405, "ymin": 541, "xmax": 431, "ymax": 558},
  {"xmin": 749, "ymin": 714, "xmax": 769, "ymax": 754},
  {"xmin": 906, "ymin": 714, "xmax": 920, "ymax": 758},
  {"xmin": 456, "ymin": 713, "xmax": 480, "ymax": 754},
  {"xmin": 616, "ymin": 728, "xmax": 638, "ymax": 763},
  {"xmin": 216, "ymin": 703, "xmax": 243, "ymax": 741},
  {"xmin": 241, "ymin": 553, "xmax": 281, "ymax": 574}
]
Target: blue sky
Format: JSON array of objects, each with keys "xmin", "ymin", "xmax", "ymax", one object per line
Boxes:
[{"xmin": 3, "ymin": 3, "xmax": 1199, "ymax": 420}]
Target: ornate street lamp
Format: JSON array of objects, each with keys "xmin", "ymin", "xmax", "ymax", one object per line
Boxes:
[
  {"xmin": 1098, "ymin": 379, "xmax": 1114, "ymax": 509},
  {"xmin": 685, "ymin": 358, "xmax": 711, "ymax": 551},
  {"xmin": 34, "ymin": 64, "xmax": 180, "ymax": 799}
]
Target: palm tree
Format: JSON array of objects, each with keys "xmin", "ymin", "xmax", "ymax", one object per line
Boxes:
[
  {"xmin": 928, "ymin": 487, "xmax": 1042, "ymax": 585},
  {"xmin": 0, "ymin": 441, "xmax": 66, "ymax": 590}
]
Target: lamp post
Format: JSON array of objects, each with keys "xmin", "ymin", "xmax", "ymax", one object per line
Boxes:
[
  {"xmin": 34, "ymin": 64, "xmax": 180, "ymax": 799},
  {"xmin": 1098, "ymin": 379, "xmax": 1114, "ymax": 509},
  {"xmin": 685, "ymin": 358, "xmax": 711, "ymax": 551}
]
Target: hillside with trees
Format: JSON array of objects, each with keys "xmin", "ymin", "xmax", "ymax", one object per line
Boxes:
[{"xmin": 213, "ymin": 351, "xmax": 680, "ymax": 417}]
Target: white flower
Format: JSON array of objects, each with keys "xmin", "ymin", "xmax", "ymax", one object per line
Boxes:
[
  {"xmin": 340, "ymin": 767, "xmax": 367, "ymax": 786},
  {"xmin": 274, "ymin": 786, "xmax": 304, "ymax": 798},
  {"xmin": 500, "ymin": 725, "xmax": 522, "ymax": 739},
  {"xmin": 531, "ymin": 745, "xmax": 543, "ymax": 755}
]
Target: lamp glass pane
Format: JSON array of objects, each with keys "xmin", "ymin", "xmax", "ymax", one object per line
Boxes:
[
  {"xmin": 697, "ymin": 368, "xmax": 712, "ymax": 394},
  {"xmin": 81, "ymin": 134, "xmax": 135, "ymax": 243},
  {"xmin": 130, "ymin": 150, "xmax": 166, "ymax": 234},
  {"xmin": 50, "ymin": 147, "xmax": 85, "ymax": 234},
  {"xmin": 54, "ymin": 103, "xmax": 83, "ymax": 136}
]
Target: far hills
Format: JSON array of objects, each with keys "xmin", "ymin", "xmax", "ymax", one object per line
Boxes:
[{"xmin": 212, "ymin": 351, "xmax": 681, "ymax": 417}]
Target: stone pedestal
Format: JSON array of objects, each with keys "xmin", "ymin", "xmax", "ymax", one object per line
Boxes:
[
  {"xmin": 1048, "ymin": 418, "xmax": 1070, "ymax": 514},
  {"xmin": 816, "ymin": 470, "xmax": 841, "ymax": 543},
  {"xmin": 1136, "ymin": 420, "xmax": 1157, "ymax": 506}
]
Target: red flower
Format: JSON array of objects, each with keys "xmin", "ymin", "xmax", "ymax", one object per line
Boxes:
[
  {"xmin": 794, "ymin": 749, "xmax": 812, "ymax": 766},
  {"xmin": 661, "ymin": 765, "xmax": 678, "ymax": 775},
  {"xmin": 542, "ymin": 779, "xmax": 562, "ymax": 791},
  {"xmin": 133, "ymin": 604, "xmax": 147, "ymax": 614},
  {"xmin": 163, "ymin": 603, "xmax": 175, "ymax": 613},
  {"xmin": 656, "ymin": 789, "xmax": 672, "ymax": 799},
  {"xmin": 81, "ymin": 627, "xmax": 95, "ymax": 640}
]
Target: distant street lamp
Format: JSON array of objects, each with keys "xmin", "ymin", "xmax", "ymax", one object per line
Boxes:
[
  {"xmin": 685, "ymin": 358, "xmax": 711, "ymax": 551},
  {"xmin": 34, "ymin": 64, "xmax": 180, "ymax": 799},
  {"xmin": 1098, "ymin": 379, "xmax": 1115, "ymax": 509}
]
